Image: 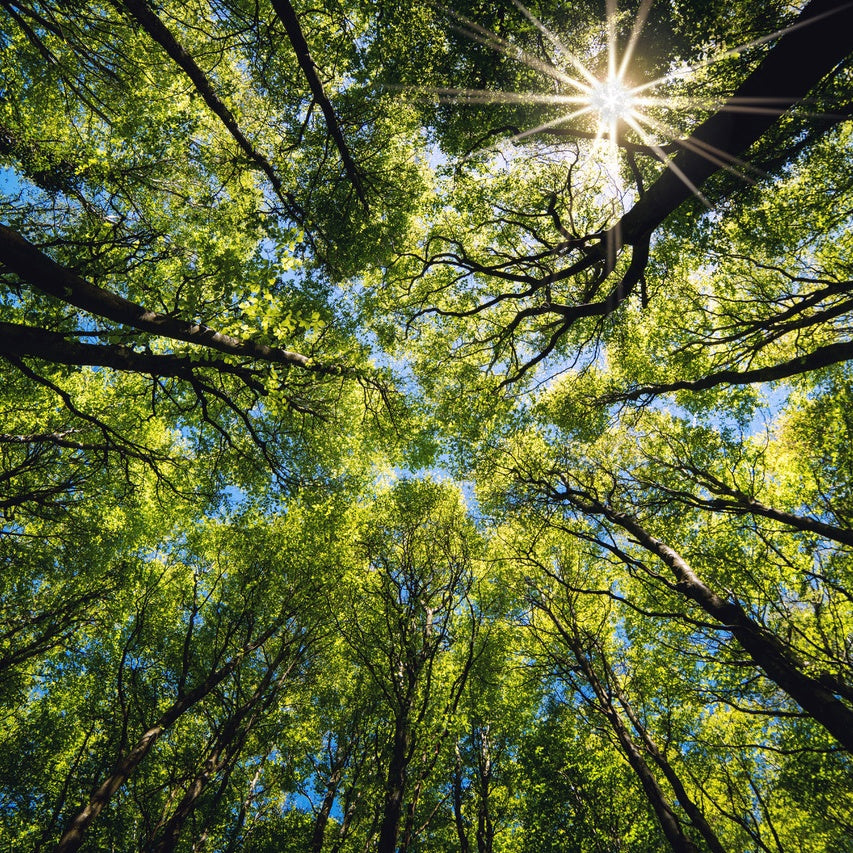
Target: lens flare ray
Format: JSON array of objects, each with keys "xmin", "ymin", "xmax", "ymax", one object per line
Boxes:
[
  {"xmin": 506, "ymin": 0, "xmax": 599, "ymax": 88},
  {"xmin": 438, "ymin": 5, "xmax": 591, "ymax": 95},
  {"xmin": 629, "ymin": 111, "xmax": 759, "ymax": 184}
]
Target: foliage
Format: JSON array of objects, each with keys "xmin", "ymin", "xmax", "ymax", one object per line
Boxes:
[{"xmin": 1, "ymin": 0, "xmax": 852, "ymax": 850}]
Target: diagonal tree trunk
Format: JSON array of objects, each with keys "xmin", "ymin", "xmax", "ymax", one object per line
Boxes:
[
  {"xmin": 539, "ymin": 606, "xmax": 701, "ymax": 853},
  {"xmin": 0, "ymin": 320, "xmax": 266, "ymax": 391},
  {"xmin": 608, "ymin": 340, "xmax": 853, "ymax": 407},
  {"xmin": 53, "ymin": 623, "xmax": 280, "ymax": 853},
  {"xmin": 558, "ymin": 487, "xmax": 853, "ymax": 752},
  {"xmin": 268, "ymin": 0, "xmax": 366, "ymax": 206},
  {"xmin": 310, "ymin": 761, "xmax": 345, "ymax": 853},
  {"xmin": 149, "ymin": 645, "xmax": 304, "ymax": 852},
  {"xmin": 0, "ymin": 225, "xmax": 325, "ymax": 373},
  {"xmin": 495, "ymin": 0, "xmax": 853, "ymax": 367},
  {"xmin": 115, "ymin": 0, "xmax": 301, "ymax": 220},
  {"xmin": 617, "ymin": 0, "xmax": 853, "ymax": 246},
  {"xmin": 604, "ymin": 657, "xmax": 727, "ymax": 853}
]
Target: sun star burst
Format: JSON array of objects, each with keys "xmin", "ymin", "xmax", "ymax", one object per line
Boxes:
[{"xmin": 589, "ymin": 75, "xmax": 636, "ymax": 128}]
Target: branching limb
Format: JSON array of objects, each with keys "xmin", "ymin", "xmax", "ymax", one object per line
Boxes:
[
  {"xmin": 0, "ymin": 320, "xmax": 267, "ymax": 392},
  {"xmin": 550, "ymin": 481, "xmax": 853, "ymax": 752},
  {"xmin": 269, "ymin": 0, "xmax": 367, "ymax": 206},
  {"xmin": 114, "ymin": 0, "xmax": 304, "ymax": 223},
  {"xmin": 607, "ymin": 339, "xmax": 853, "ymax": 403}
]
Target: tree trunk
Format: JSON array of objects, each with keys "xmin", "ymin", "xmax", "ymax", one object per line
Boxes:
[
  {"xmin": 614, "ymin": 340, "xmax": 853, "ymax": 411},
  {"xmin": 587, "ymin": 499, "xmax": 853, "ymax": 752},
  {"xmin": 0, "ymin": 225, "xmax": 316, "ymax": 371},
  {"xmin": 0, "ymin": 320, "xmax": 265, "ymax": 390},
  {"xmin": 536, "ymin": 0, "xmax": 853, "ymax": 327},
  {"xmin": 310, "ymin": 761, "xmax": 344, "ymax": 853},
  {"xmin": 604, "ymin": 709, "xmax": 701, "ymax": 853},
  {"xmin": 608, "ymin": 667, "xmax": 727, "ymax": 853},
  {"xmin": 618, "ymin": 0, "xmax": 853, "ymax": 246},
  {"xmin": 474, "ymin": 727, "xmax": 494, "ymax": 853},
  {"xmin": 151, "ymin": 744, "xmax": 228, "ymax": 853},
  {"xmin": 152, "ymin": 645, "xmax": 302, "ymax": 852},
  {"xmin": 452, "ymin": 743, "xmax": 471, "ymax": 853},
  {"xmin": 622, "ymin": 513, "xmax": 853, "ymax": 749},
  {"xmin": 268, "ymin": 0, "xmax": 365, "ymax": 205},
  {"xmin": 377, "ymin": 715, "xmax": 411, "ymax": 853}
]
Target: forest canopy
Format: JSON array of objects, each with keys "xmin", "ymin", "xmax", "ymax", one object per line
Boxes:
[{"xmin": 1, "ymin": 0, "xmax": 852, "ymax": 850}]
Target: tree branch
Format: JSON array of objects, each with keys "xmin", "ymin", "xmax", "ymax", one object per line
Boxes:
[
  {"xmin": 269, "ymin": 0, "xmax": 367, "ymax": 207},
  {"xmin": 0, "ymin": 223, "xmax": 334, "ymax": 373},
  {"xmin": 554, "ymin": 483, "xmax": 853, "ymax": 752},
  {"xmin": 115, "ymin": 0, "xmax": 303, "ymax": 222},
  {"xmin": 616, "ymin": 0, "xmax": 853, "ymax": 248},
  {"xmin": 609, "ymin": 340, "xmax": 853, "ymax": 402},
  {"xmin": 0, "ymin": 320, "xmax": 267, "ymax": 391}
]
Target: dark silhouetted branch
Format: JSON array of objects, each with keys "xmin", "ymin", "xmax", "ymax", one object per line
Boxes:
[{"xmin": 269, "ymin": 0, "xmax": 367, "ymax": 206}]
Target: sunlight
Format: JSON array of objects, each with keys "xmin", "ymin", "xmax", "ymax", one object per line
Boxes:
[
  {"xmin": 589, "ymin": 75, "xmax": 635, "ymax": 127},
  {"xmin": 421, "ymin": 0, "xmax": 839, "ymax": 205}
]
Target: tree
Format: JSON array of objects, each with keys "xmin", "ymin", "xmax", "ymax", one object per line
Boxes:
[
  {"xmin": 333, "ymin": 480, "xmax": 480, "ymax": 853},
  {"xmin": 373, "ymin": 0, "xmax": 853, "ymax": 385}
]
